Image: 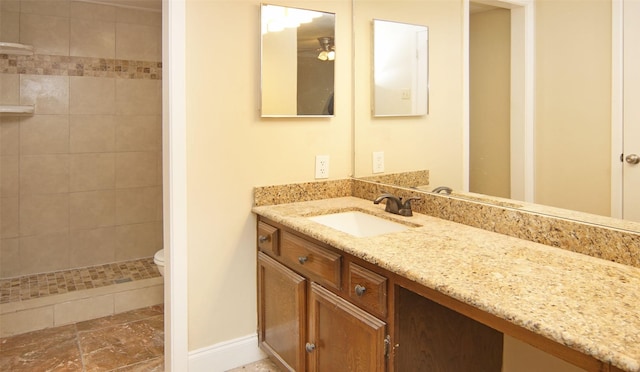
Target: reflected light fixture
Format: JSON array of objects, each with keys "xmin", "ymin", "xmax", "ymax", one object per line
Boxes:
[{"xmin": 317, "ymin": 37, "xmax": 335, "ymax": 61}]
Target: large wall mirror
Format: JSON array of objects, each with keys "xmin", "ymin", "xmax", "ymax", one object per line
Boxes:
[
  {"xmin": 261, "ymin": 4, "xmax": 336, "ymax": 117},
  {"xmin": 353, "ymin": 0, "xmax": 640, "ymax": 234},
  {"xmin": 373, "ymin": 19, "xmax": 428, "ymax": 116}
]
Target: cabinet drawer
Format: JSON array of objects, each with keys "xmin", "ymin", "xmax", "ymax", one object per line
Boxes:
[
  {"xmin": 281, "ymin": 231, "xmax": 341, "ymax": 289},
  {"xmin": 257, "ymin": 221, "xmax": 279, "ymax": 255},
  {"xmin": 348, "ymin": 262, "xmax": 387, "ymax": 317}
]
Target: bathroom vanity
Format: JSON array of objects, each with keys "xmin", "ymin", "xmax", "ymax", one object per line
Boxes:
[{"xmin": 253, "ymin": 196, "xmax": 640, "ymax": 372}]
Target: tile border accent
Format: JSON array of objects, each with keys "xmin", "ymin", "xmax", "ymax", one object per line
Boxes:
[{"xmin": 0, "ymin": 54, "xmax": 162, "ymax": 80}]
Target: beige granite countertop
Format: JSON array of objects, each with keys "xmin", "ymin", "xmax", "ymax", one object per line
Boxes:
[{"xmin": 252, "ymin": 196, "xmax": 640, "ymax": 372}]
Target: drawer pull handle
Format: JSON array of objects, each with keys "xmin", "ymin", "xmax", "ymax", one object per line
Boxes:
[
  {"xmin": 298, "ymin": 256, "xmax": 308, "ymax": 264},
  {"xmin": 305, "ymin": 342, "xmax": 316, "ymax": 352},
  {"xmin": 355, "ymin": 284, "xmax": 367, "ymax": 296},
  {"xmin": 258, "ymin": 235, "xmax": 269, "ymax": 244}
]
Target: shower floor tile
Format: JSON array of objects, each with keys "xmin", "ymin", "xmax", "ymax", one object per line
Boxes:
[
  {"xmin": 0, "ymin": 305, "xmax": 164, "ymax": 372},
  {"xmin": 0, "ymin": 257, "xmax": 160, "ymax": 305}
]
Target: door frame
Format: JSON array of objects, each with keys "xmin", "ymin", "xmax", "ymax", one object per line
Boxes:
[
  {"xmin": 611, "ymin": 0, "xmax": 623, "ymax": 218},
  {"xmin": 463, "ymin": 0, "xmax": 535, "ymax": 202},
  {"xmin": 163, "ymin": 1, "xmax": 189, "ymax": 370}
]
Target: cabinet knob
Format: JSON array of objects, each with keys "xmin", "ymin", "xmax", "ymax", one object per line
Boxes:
[
  {"xmin": 298, "ymin": 256, "xmax": 308, "ymax": 264},
  {"xmin": 355, "ymin": 284, "xmax": 367, "ymax": 296},
  {"xmin": 305, "ymin": 342, "xmax": 316, "ymax": 352},
  {"xmin": 258, "ymin": 235, "xmax": 269, "ymax": 244}
]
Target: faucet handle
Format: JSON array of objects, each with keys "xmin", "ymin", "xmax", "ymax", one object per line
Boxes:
[{"xmin": 399, "ymin": 197, "xmax": 421, "ymax": 216}]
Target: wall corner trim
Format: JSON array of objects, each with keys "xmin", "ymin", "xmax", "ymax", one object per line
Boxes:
[{"xmin": 188, "ymin": 333, "xmax": 267, "ymax": 372}]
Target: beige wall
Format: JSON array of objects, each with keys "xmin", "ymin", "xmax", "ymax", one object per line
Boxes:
[
  {"xmin": 535, "ymin": 0, "xmax": 611, "ymax": 215},
  {"xmin": 182, "ymin": 0, "xmax": 615, "ymax": 357},
  {"xmin": 0, "ymin": 0, "xmax": 163, "ymax": 278},
  {"xmin": 262, "ymin": 27, "xmax": 297, "ymax": 116},
  {"xmin": 184, "ymin": 0, "xmax": 352, "ymax": 350},
  {"xmin": 353, "ymin": 0, "xmax": 464, "ymax": 189},
  {"xmin": 469, "ymin": 8, "xmax": 511, "ymax": 198}
]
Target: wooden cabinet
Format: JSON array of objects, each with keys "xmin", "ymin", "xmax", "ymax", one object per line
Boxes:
[
  {"xmin": 307, "ymin": 283, "xmax": 387, "ymax": 372},
  {"xmin": 280, "ymin": 231, "xmax": 342, "ymax": 290},
  {"xmin": 258, "ymin": 221, "xmax": 387, "ymax": 372},
  {"xmin": 394, "ymin": 286, "xmax": 502, "ymax": 371},
  {"xmin": 257, "ymin": 217, "xmax": 502, "ymax": 372},
  {"xmin": 257, "ymin": 252, "xmax": 306, "ymax": 371}
]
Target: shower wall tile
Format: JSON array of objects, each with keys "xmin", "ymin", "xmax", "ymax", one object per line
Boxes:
[
  {"xmin": 114, "ymin": 284, "xmax": 163, "ymax": 313},
  {"xmin": 116, "ymin": 7, "xmax": 161, "ymax": 27},
  {"xmin": 70, "ymin": 77, "xmax": 115, "ymax": 115},
  {"xmin": 69, "ymin": 227, "xmax": 116, "ymax": 268},
  {"xmin": 69, "ymin": 153, "xmax": 115, "ymax": 192},
  {"xmin": 1, "ymin": 197, "xmax": 19, "ymax": 238},
  {"xmin": 54, "ymin": 293, "xmax": 114, "ymax": 326},
  {"xmin": 1, "ymin": 0, "xmax": 20, "ymax": 12},
  {"xmin": 115, "ymin": 79, "xmax": 161, "ymax": 115},
  {"xmin": 0, "ymin": 74, "xmax": 20, "ymax": 105},
  {"xmin": 115, "ymin": 221, "xmax": 162, "ymax": 261},
  {"xmin": 0, "ymin": 9, "xmax": 20, "ymax": 42},
  {"xmin": 69, "ymin": 115, "xmax": 116, "ymax": 153},
  {"xmin": 116, "ymin": 151, "xmax": 158, "ymax": 188},
  {"xmin": 19, "ymin": 13, "xmax": 69, "ymax": 55},
  {"xmin": 156, "ymin": 152, "xmax": 163, "ymax": 185},
  {"xmin": 20, "ymin": 115, "xmax": 69, "ymax": 155},
  {"xmin": 0, "ymin": 118, "xmax": 20, "ymax": 155},
  {"xmin": 20, "ymin": 154, "xmax": 69, "ymax": 195},
  {"xmin": 20, "ymin": 193, "xmax": 69, "ymax": 236},
  {"xmin": 0, "ymin": 238, "xmax": 20, "ymax": 278},
  {"xmin": 19, "ymin": 231, "xmax": 70, "ymax": 275},
  {"xmin": 1, "ymin": 156, "xmax": 19, "ymax": 197},
  {"xmin": 19, "ymin": 0, "xmax": 70, "ymax": 17},
  {"xmin": 2, "ymin": 0, "xmax": 163, "ymax": 278},
  {"xmin": 115, "ymin": 23, "xmax": 161, "ymax": 61},
  {"xmin": 115, "ymin": 115, "xmax": 161, "ymax": 152},
  {"xmin": 20, "ymin": 75, "xmax": 70, "ymax": 115},
  {"xmin": 70, "ymin": 18, "xmax": 116, "ymax": 58},
  {"xmin": 70, "ymin": 1, "xmax": 116, "ymax": 22},
  {"xmin": 115, "ymin": 186, "xmax": 161, "ymax": 225},
  {"xmin": 0, "ymin": 306, "xmax": 54, "ymax": 337},
  {"xmin": 69, "ymin": 190, "xmax": 116, "ymax": 230}
]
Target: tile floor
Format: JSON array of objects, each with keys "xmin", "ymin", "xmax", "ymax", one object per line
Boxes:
[
  {"xmin": 0, "ymin": 305, "xmax": 164, "ymax": 371},
  {"xmin": 228, "ymin": 358, "xmax": 282, "ymax": 372}
]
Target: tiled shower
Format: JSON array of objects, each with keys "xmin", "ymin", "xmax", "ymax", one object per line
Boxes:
[{"xmin": 0, "ymin": 0, "xmax": 164, "ymax": 337}]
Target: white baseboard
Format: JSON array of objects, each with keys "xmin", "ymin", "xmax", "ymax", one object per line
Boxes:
[{"xmin": 188, "ymin": 333, "xmax": 267, "ymax": 372}]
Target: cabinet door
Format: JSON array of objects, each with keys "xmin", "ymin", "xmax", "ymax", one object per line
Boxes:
[
  {"xmin": 307, "ymin": 282, "xmax": 387, "ymax": 372},
  {"xmin": 258, "ymin": 252, "xmax": 306, "ymax": 371}
]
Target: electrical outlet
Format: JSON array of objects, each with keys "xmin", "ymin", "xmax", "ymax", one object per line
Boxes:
[
  {"xmin": 372, "ymin": 151, "xmax": 384, "ymax": 173},
  {"xmin": 315, "ymin": 155, "xmax": 329, "ymax": 179}
]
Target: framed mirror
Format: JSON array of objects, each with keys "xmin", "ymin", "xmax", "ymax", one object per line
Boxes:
[
  {"xmin": 261, "ymin": 4, "xmax": 336, "ymax": 117},
  {"xmin": 373, "ymin": 19, "xmax": 428, "ymax": 117}
]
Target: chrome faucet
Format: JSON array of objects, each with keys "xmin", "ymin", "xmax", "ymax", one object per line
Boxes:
[
  {"xmin": 374, "ymin": 193, "xmax": 421, "ymax": 216},
  {"xmin": 431, "ymin": 186, "xmax": 453, "ymax": 195}
]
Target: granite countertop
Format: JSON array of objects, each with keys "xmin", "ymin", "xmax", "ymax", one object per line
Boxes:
[{"xmin": 252, "ymin": 196, "xmax": 640, "ymax": 372}]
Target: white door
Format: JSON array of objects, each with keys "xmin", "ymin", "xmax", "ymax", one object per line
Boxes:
[{"xmin": 623, "ymin": 0, "xmax": 640, "ymax": 222}]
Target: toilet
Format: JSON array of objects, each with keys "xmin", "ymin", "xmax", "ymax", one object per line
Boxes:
[{"xmin": 154, "ymin": 249, "xmax": 165, "ymax": 276}]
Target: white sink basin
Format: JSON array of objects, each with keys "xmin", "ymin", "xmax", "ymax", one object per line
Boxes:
[{"xmin": 308, "ymin": 211, "xmax": 409, "ymax": 238}]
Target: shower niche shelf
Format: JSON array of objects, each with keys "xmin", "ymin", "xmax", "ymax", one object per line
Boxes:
[
  {"xmin": 0, "ymin": 105, "xmax": 35, "ymax": 116},
  {"xmin": 0, "ymin": 41, "xmax": 34, "ymax": 55}
]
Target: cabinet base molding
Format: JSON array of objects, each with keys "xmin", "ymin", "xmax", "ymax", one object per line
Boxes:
[{"xmin": 189, "ymin": 333, "xmax": 267, "ymax": 372}]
